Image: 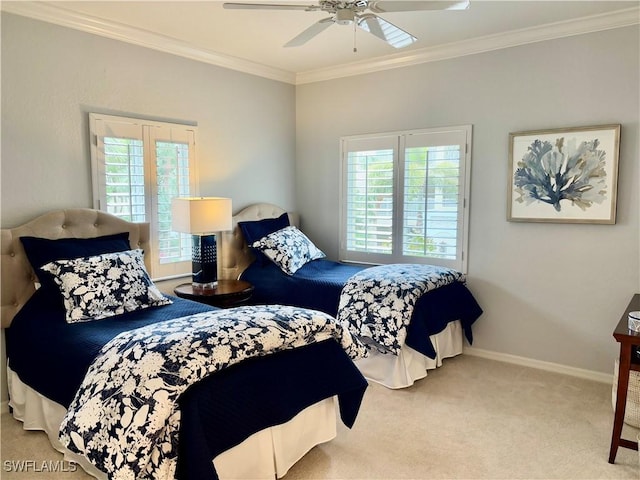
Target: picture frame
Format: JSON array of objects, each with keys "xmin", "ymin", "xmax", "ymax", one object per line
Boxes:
[{"xmin": 507, "ymin": 124, "xmax": 620, "ymax": 224}]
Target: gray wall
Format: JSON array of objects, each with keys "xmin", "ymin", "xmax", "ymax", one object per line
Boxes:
[
  {"xmin": 296, "ymin": 26, "xmax": 640, "ymax": 375},
  {"xmin": 1, "ymin": 13, "xmax": 297, "ymax": 227}
]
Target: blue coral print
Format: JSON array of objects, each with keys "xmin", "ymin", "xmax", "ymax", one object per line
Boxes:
[{"xmin": 513, "ymin": 136, "xmax": 608, "ymax": 212}]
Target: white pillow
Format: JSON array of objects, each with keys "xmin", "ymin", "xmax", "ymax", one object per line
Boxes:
[
  {"xmin": 251, "ymin": 226, "xmax": 325, "ymax": 275},
  {"xmin": 41, "ymin": 249, "xmax": 172, "ymax": 323}
]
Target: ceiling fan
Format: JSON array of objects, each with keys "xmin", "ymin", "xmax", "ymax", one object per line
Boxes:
[{"xmin": 223, "ymin": 1, "xmax": 470, "ymax": 49}]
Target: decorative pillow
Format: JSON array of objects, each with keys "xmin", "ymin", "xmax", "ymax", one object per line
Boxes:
[
  {"xmin": 251, "ymin": 226, "xmax": 325, "ymax": 275},
  {"xmin": 41, "ymin": 249, "xmax": 172, "ymax": 323},
  {"xmin": 20, "ymin": 233, "xmax": 131, "ymax": 295},
  {"xmin": 238, "ymin": 213, "xmax": 290, "ymax": 266}
]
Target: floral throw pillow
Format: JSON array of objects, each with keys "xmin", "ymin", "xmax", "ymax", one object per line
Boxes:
[
  {"xmin": 41, "ymin": 249, "xmax": 172, "ymax": 323},
  {"xmin": 251, "ymin": 226, "xmax": 326, "ymax": 275}
]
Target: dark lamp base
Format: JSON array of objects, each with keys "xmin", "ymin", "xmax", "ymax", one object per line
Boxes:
[{"xmin": 191, "ymin": 234, "xmax": 218, "ymax": 287}]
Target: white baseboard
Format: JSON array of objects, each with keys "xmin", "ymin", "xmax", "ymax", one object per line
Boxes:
[{"xmin": 463, "ymin": 346, "xmax": 614, "ymax": 384}]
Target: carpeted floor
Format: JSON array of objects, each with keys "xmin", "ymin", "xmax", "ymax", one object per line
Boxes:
[{"xmin": 2, "ymin": 354, "xmax": 639, "ymax": 479}]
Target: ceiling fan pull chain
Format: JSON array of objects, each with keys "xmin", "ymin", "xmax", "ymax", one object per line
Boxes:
[{"xmin": 353, "ymin": 21, "xmax": 358, "ymax": 53}]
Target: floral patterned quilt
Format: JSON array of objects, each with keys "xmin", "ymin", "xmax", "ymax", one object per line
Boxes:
[
  {"xmin": 59, "ymin": 304, "xmax": 367, "ymax": 480},
  {"xmin": 337, "ymin": 264, "xmax": 465, "ymax": 354}
]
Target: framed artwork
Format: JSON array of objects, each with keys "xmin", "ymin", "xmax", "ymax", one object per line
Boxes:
[{"xmin": 507, "ymin": 124, "xmax": 620, "ymax": 224}]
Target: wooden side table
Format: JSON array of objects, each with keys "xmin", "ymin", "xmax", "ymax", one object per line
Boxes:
[
  {"xmin": 174, "ymin": 279, "xmax": 254, "ymax": 308},
  {"xmin": 608, "ymin": 293, "xmax": 640, "ymax": 464}
]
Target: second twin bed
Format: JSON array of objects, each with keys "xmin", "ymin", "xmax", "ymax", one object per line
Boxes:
[{"xmin": 222, "ymin": 203, "xmax": 483, "ymax": 389}]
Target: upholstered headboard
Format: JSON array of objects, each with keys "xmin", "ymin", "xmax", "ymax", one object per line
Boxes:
[
  {"xmin": 219, "ymin": 203, "xmax": 299, "ymax": 282},
  {"xmin": 0, "ymin": 209, "xmax": 150, "ymax": 328}
]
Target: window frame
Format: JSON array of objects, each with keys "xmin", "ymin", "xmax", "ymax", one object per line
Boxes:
[
  {"xmin": 339, "ymin": 125, "xmax": 472, "ymax": 273},
  {"xmin": 89, "ymin": 113, "xmax": 199, "ymax": 280}
]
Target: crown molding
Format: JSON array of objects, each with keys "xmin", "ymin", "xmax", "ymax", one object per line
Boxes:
[
  {"xmin": 2, "ymin": 2, "xmax": 638, "ymax": 86},
  {"xmin": 296, "ymin": 6, "xmax": 640, "ymax": 84},
  {"xmin": 1, "ymin": 1, "xmax": 297, "ymax": 85}
]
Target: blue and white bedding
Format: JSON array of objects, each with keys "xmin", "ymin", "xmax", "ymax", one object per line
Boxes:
[
  {"xmin": 241, "ymin": 256, "xmax": 363, "ymax": 314},
  {"xmin": 59, "ymin": 305, "xmax": 366, "ymax": 480},
  {"xmin": 240, "ymin": 258, "xmax": 482, "ymax": 358},
  {"xmin": 5, "ymin": 289, "xmax": 368, "ymax": 480},
  {"xmin": 337, "ymin": 264, "xmax": 465, "ymax": 354}
]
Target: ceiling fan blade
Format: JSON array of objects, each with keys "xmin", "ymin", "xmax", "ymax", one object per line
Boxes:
[
  {"xmin": 223, "ymin": 3, "xmax": 320, "ymax": 11},
  {"xmin": 358, "ymin": 14, "xmax": 416, "ymax": 48},
  {"xmin": 284, "ymin": 18, "xmax": 333, "ymax": 47},
  {"xmin": 369, "ymin": 1, "xmax": 470, "ymax": 13},
  {"xmin": 358, "ymin": 14, "xmax": 385, "ymax": 39}
]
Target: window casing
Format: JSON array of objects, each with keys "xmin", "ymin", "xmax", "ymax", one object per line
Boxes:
[
  {"xmin": 90, "ymin": 113, "xmax": 198, "ymax": 279},
  {"xmin": 340, "ymin": 125, "xmax": 472, "ymax": 273}
]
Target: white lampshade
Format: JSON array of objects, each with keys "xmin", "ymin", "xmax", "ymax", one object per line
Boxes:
[{"xmin": 171, "ymin": 197, "xmax": 232, "ymax": 234}]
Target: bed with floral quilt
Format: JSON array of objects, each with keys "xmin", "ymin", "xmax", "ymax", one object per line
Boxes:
[
  {"xmin": 222, "ymin": 203, "xmax": 483, "ymax": 389},
  {"xmin": 1, "ymin": 209, "xmax": 368, "ymax": 480}
]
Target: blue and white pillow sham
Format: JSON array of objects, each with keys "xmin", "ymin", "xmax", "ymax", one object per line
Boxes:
[
  {"xmin": 41, "ymin": 249, "xmax": 172, "ymax": 323},
  {"xmin": 251, "ymin": 226, "xmax": 325, "ymax": 275}
]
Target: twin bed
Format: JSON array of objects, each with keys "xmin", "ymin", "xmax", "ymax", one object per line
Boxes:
[
  {"xmin": 1, "ymin": 209, "xmax": 367, "ymax": 480},
  {"xmin": 221, "ymin": 203, "xmax": 483, "ymax": 389},
  {"xmin": 2, "ymin": 203, "xmax": 482, "ymax": 480}
]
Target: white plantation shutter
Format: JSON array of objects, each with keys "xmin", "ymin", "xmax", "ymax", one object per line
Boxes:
[
  {"xmin": 340, "ymin": 126, "xmax": 471, "ymax": 272},
  {"xmin": 103, "ymin": 138, "xmax": 146, "ymax": 221},
  {"xmin": 148, "ymin": 126, "xmax": 195, "ymax": 276},
  {"xmin": 91, "ymin": 113, "xmax": 198, "ymax": 278},
  {"xmin": 343, "ymin": 135, "xmax": 397, "ymax": 258},
  {"xmin": 401, "ymin": 130, "xmax": 467, "ymax": 265}
]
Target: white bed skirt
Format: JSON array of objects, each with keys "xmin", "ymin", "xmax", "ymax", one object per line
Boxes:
[
  {"xmin": 355, "ymin": 320, "xmax": 463, "ymax": 389},
  {"xmin": 7, "ymin": 367, "xmax": 337, "ymax": 480}
]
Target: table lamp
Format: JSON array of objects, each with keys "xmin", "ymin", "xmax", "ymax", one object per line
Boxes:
[{"xmin": 171, "ymin": 197, "xmax": 232, "ymax": 289}]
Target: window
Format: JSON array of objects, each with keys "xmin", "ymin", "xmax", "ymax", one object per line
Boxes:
[
  {"xmin": 340, "ymin": 125, "xmax": 471, "ymax": 273},
  {"xmin": 90, "ymin": 113, "xmax": 198, "ymax": 279}
]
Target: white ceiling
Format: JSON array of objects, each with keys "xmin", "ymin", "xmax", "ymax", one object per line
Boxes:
[{"xmin": 3, "ymin": 1, "xmax": 639, "ymax": 84}]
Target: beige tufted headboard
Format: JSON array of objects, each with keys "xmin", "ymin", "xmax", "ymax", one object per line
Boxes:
[
  {"xmin": 219, "ymin": 203, "xmax": 298, "ymax": 282},
  {"xmin": 1, "ymin": 209, "xmax": 150, "ymax": 328}
]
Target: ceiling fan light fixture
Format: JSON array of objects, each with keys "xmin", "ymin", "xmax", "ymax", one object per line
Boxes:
[{"xmin": 335, "ymin": 8, "xmax": 355, "ymax": 25}]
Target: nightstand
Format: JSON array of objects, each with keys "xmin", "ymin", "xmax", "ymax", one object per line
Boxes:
[{"xmin": 174, "ymin": 279, "xmax": 254, "ymax": 308}]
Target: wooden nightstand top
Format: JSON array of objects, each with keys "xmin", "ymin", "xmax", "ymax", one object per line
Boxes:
[{"xmin": 174, "ymin": 279, "xmax": 254, "ymax": 308}]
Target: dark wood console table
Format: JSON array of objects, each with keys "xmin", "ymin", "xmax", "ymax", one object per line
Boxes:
[{"xmin": 608, "ymin": 293, "xmax": 640, "ymax": 464}]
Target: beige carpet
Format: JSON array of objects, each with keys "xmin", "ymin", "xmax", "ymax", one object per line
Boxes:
[{"xmin": 2, "ymin": 355, "xmax": 639, "ymax": 479}]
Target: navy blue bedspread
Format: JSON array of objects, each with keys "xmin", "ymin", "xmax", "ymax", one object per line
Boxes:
[
  {"xmin": 6, "ymin": 289, "xmax": 367, "ymax": 480},
  {"xmin": 241, "ymin": 258, "xmax": 483, "ymax": 358}
]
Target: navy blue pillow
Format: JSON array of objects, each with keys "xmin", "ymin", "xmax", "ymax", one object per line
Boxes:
[
  {"xmin": 20, "ymin": 232, "xmax": 131, "ymax": 295},
  {"xmin": 238, "ymin": 213, "xmax": 290, "ymax": 266}
]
